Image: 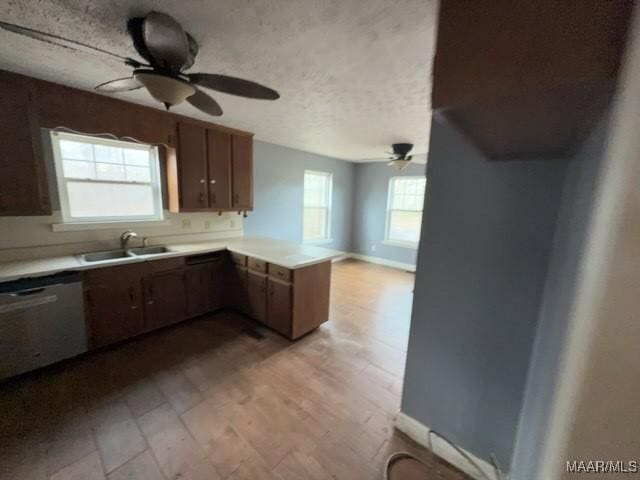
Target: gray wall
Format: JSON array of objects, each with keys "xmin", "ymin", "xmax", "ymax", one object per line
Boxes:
[
  {"xmin": 401, "ymin": 116, "xmax": 569, "ymax": 467},
  {"xmin": 351, "ymin": 161, "xmax": 426, "ymax": 265},
  {"xmin": 510, "ymin": 116, "xmax": 609, "ymax": 479},
  {"xmin": 244, "ymin": 140, "xmax": 355, "ymax": 252}
]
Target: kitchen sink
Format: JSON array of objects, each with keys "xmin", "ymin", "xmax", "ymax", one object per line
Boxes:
[
  {"xmin": 128, "ymin": 245, "xmax": 171, "ymax": 256},
  {"xmin": 81, "ymin": 249, "xmax": 130, "ymax": 262}
]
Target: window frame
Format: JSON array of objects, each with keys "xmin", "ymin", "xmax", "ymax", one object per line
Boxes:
[
  {"xmin": 303, "ymin": 169, "xmax": 333, "ymax": 244},
  {"xmin": 50, "ymin": 131, "xmax": 164, "ymax": 224},
  {"xmin": 384, "ymin": 175, "xmax": 426, "ymax": 249}
]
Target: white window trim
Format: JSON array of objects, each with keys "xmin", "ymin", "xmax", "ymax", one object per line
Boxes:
[
  {"xmin": 51, "ymin": 131, "xmax": 164, "ymax": 224},
  {"xmin": 384, "ymin": 176, "xmax": 425, "ymax": 249},
  {"xmin": 303, "ymin": 169, "xmax": 333, "ymax": 243}
]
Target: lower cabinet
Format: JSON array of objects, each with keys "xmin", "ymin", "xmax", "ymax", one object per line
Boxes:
[
  {"xmin": 186, "ymin": 258, "xmax": 226, "ymax": 317},
  {"xmin": 229, "ymin": 264, "xmax": 249, "ymax": 314},
  {"xmin": 266, "ymin": 277, "xmax": 292, "ymax": 337},
  {"xmin": 84, "ymin": 263, "xmax": 146, "ymax": 350},
  {"xmin": 186, "ymin": 264, "xmax": 211, "ymax": 318},
  {"xmin": 247, "ymin": 270, "xmax": 267, "ymax": 323},
  {"xmin": 242, "ymin": 257, "xmax": 331, "ymax": 339},
  {"xmin": 82, "ymin": 252, "xmax": 330, "ymax": 350},
  {"xmin": 144, "ymin": 268, "xmax": 187, "ymax": 330}
]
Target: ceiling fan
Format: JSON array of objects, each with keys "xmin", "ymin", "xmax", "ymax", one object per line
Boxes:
[
  {"xmin": 0, "ymin": 11, "xmax": 280, "ymax": 116},
  {"xmin": 388, "ymin": 143, "xmax": 414, "ymax": 170}
]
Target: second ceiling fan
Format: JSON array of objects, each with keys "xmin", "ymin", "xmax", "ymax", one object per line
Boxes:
[{"xmin": 0, "ymin": 11, "xmax": 280, "ymax": 116}]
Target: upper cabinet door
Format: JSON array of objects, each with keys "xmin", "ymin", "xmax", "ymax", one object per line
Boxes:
[
  {"xmin": 231, "ymin": 135, "xmax": 253, "ymax": 210},
  {"xmin": 177, "ymin": 122, "xmax": 208, "ymax": 210},
  {"xmin": 206, "ymin": 129, "xmax": 232, "ymax": 210},
  {"xmin": 0, "ymin": 72, "xmax": 50, "ymax": 216}
]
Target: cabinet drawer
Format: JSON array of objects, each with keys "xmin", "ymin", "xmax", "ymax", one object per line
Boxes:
[
  {"xmin": 248, "ymin": 257, "xmax": 267, "ymax": 273},
  {"xmin": 230, "ymin": 252, "xmax": 247, "ymax": 266},
  {"xmin": 84, "ymin": 263, "xmax": 147, "ymax": 287},
  {"xmin": 268, "ymin": 264, "xmax": 292, "ymax": 283},
  {"xmin": 147, "ymin": 256, "xmax": 185, "ymax": 274}
]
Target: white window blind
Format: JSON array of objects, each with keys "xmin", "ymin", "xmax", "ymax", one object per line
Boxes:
[
  {"xmin": 51, "ymin": 132, "xmax": 163, "ymax": 223},
  {"xmin": 386, "ymin": 176, "xmax": 426, "ymax": 246},
  {"xmin": 303, "ymin": 170, "xmax": 332, "ymax": 242}
]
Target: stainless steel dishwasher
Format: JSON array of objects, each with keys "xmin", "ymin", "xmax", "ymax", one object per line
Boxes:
[{"xmin": 0, "ymin": 271, "xmax": 87, "ymax": 381}]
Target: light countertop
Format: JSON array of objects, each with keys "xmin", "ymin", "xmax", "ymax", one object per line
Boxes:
[{"xmin": 0, "ymin": 236, "xmax": 343, "ymax": 283}]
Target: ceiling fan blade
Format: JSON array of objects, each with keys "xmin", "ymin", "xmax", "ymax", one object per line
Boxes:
[
  {"xmin": 142, "ymin": 11, "xmax": 189, "ymax": 72},
  {"xmin": 0, "ymin": 20, "xmax": 128, "ymax": 61},
  {"xmin": 189, "ymin": 73, "xmax": 280, "ymax": 100},
  {"xmin": 186, "ymin": 88, "xmax": 223, "ymax": 116},
  {"xmin": 95, "ymin": 77, "xmax": 142, "ymax": 93}
]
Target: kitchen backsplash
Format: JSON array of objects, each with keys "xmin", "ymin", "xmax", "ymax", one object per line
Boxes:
[{"xmin": 0, "ymin": 210, "xmax": 243, "ymax": 261}]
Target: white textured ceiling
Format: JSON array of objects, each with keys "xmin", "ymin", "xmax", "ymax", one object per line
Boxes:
[{"xmin": 0, "ymin": 0, "xmax": 436, "ymax": 161}]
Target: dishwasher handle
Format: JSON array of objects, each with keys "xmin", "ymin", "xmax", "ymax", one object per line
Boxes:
[{"xmin": 9, "ymin": 287, "xmax": 48, "ymax": 296}]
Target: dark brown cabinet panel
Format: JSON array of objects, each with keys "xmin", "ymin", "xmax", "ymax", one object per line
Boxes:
[
  {"xmin": 206, "ymin": 260, "xmax": 225, "ymax": 311},
  {"xmin": 186, "ymin": 264, "xmax": 211, "ymax": 318},
  {"xmin": 186, "ymin": 260, "xmax": 225, "ymax": 317},
  {"xmin": 267, "ymin": 278, "xmax": 292, "ymax": 337},
  {"xmin": 0, "ymin": 71, "xmax": 50, "ymax": 215},
  {"xmin": 144, "ymin": 269, "xmax": 187, "ymax": 330},
  {"xmin": 177, "ymin": 122, "xmax": 208, "ymax": 210},
  {"xmin": 84, "ymin": 264, "xmax": 146, "ymax": 350},
  {"xmin": 231, "ymin": 135, "xmax": 253, "ymax": 210},
  {"xmin": 229, "ymin": 264, "xmax": 249, "ymax": 314},
  {"xmin": 206, "ymin": 129, "xmax": 232, "ymax": 209},
  {"xmin": 247, "ymin": 270, "xmax": 267, "ymax": 323},
  {"xmin": 291, "ymin": 261, "xmax": 331, "ymax": 339}
]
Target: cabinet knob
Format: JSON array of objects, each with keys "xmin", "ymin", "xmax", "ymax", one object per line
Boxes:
[
  {"xmin": 200, "ymin": 179, "xmax": 205, "ymax": 184},
  {"xmin": 131, "ymin": 305, "xmax": 138, "ymax": 310},
  {"xmin": 210, "ymin": 179, "xmax": 216, "ymax": 184},
  {"xmin": 147, "ymin": 300, "xmax": 154, "ymax": 305}
]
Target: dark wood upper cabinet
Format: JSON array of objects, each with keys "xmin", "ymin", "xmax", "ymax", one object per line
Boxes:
[
  {"xmin": 0, "ymin": 69, "xmax": 254, "ymax": 216},
  {"xmin": 36, "ymin": 79, "xmax": 173, "ymax": 146},
  {"xmin": 170, "ymin": 123, "xmax": 253, "ymax": 212},
  {"xmin": 0, "ymin": 71, "xmax": 50, "ymax": 215},
  {"xmin": 231, "ymin": 135, "xmax": 253, "ymax": 210},
  {"xmin": 206, "ymin": 129, "xmax": 232, "ymax": 209},
  {"xmin": 177, "ymin": 122, "xmax": 209, "ymax": 210}
]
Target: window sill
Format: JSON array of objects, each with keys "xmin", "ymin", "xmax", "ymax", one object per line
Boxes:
[
  {"xmin": 51, "ymin": 219, "xmax": 171, "ymax": 232},
  {"xmin": 303, "ymin": 238, "xmax": 334, "ymax": 246},
  {"xmin": 381, "ymin": 240, "xmax": 419, "ymax": 250}
]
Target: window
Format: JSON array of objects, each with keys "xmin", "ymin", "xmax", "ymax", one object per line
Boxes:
[
  {"xmin": 385, "ymin": 176, "xmax": 426, "ymax": 247},
  {"xmin": 51, "ymin": 131, "xmax": 163, "ymax": 223},
  {"xmin": 303, "ymin": 170, "xmax": 332, "ymax": 242}
]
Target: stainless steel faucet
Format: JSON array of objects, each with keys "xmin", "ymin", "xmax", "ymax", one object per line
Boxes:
[{"xmin": 120, "ymin": 230, "xmax": 138, "ymax": 250}]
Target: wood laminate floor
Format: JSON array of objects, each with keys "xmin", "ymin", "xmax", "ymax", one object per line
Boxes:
[{"xmin": 0, "ymin": 260, "xmax": 469, "ymax": 480}]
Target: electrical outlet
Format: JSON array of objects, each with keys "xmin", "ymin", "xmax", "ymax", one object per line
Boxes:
[
  {"xmin": 204, "ymin": 220, "xmax": 212, "ymax": 230},
  {"xmin": 181, "ymin": 219, "xmax": 191, "ymax": 229},
  {"xmin": 371, "ymin": 244, "xmax": 376, "ymax": 252}
]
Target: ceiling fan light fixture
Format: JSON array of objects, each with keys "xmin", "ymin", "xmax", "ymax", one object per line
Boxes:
[
  {"xmin": 387, "ymin": 143, "xmax": 414, "ymax": 170},
  {"xmin": 134, "ymin": 70, "xmax": 195, "ymax": 108},
  {"xmin": 388, "ymin": 158, "xmax": 412, "ymax": 170}
]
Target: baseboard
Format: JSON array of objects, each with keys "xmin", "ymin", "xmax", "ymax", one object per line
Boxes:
[
  {"xmin": 394, "ymin": 412, "xmax": 499, "ymax": 480},
  {"xmin": 331, "ymin": 254, "xmax": 351, "ymax": 263},
  {"xmin": 347, "ymin": 253, "xmax": 416, "ymax": 272}
]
